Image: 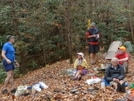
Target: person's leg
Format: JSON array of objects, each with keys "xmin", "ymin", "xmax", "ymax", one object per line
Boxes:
[
  {"xmin": 114, "ymin": 80, "xmax": 126, "ymax": 93},
  {"xmin": 123, "ymin": 62, "xmax": 128, "ymax": 73},
  {"xmin": 112, "ymin": 82, "xmax": 118, "ymax": 90},
  {"xmin": 77, "ymin": 70, "xmax": 83, "ymax": 80},
  {"xmin": 119, "ymin": 80, "xmax": 126, "ymax": 93},
  {"xmin": 89, "ymin": 44, "xmax": 93, "ymax": 63},
  {"xmin": 89, "ymin": 44, "xmax": 94, "ymax": 64},
  {"xmin": 75, "ymin": 70, "xmax": 82, "ymax": 78},
  {"xmin": 110, "ymin": 81, "xmax": 118, "ymax": 91},
  {"xmin": 89, "ymin": 44, "xmax": 95, "ymax": 64},
  {"xmin": 9, "ymin": 70, "xmax": 14, "ymax": 90},
  {"xmin": 91, "ymin": 53, "xmax": 95, "ymax": 64},
  {"xmin": 116, "ymin": 82, "xmax": 121, "ymax": 92},
  {"xmin": 93, "ymin": 53, "xmax": 96, "ymax": 63},
  {"xmin": 88, "ymin": 44, "xmax": 91, "ymax": 55},
  {"xmin": 3, "ymin": 70, "xmax": 12, "ymax": 90},
  {"xmin": 2, "ymin": 62, "xmax": 16, "ymax": 94},
  {"xmin": 94, "ymin": 44, "xmax": 99, "ymax": 62},
  {"xmin": 91, "ymin": 45, "xmax": 99, "ymax": 64}
]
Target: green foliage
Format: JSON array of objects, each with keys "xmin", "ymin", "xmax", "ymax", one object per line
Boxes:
[
  {"xmin": 0, "ymin": 0, "xmax": 133, "ymax": 79},
  {"xmin": 98, "ymin": 22, "xmax": 130, "ymax": 51},
  {"xmin": 0, "ymin": 68, "xmax": 6, "ymax": 83},
  {"xmin": 27, "ymin": 60, "xmax": 39, "ymax": 70}
]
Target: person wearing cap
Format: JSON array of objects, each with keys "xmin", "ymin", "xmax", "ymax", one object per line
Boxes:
[
  {"xmin": 105, "ymin": 57, "xmax": 125, "ymax": 93},
  {"xmin": 114, "ymin": 46, "xmax": 129, "ymax": 73},
  {"xmin": 86, "ymin": 22, "xmax": 100, "ymax": 65},
  {"xmin": 1, "ymin": 35, "xmax": 19, "ymax": 94},
  {"xmin": 72, "ymin": 52, "xmax": 88, "ymax": 80}
]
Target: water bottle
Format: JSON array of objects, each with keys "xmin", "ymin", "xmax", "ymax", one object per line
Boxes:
[{"xmin": 101, "ymin": 79, "xmax": 105, "ymax": 89}]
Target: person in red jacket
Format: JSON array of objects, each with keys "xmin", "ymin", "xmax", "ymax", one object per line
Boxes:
[
  {"xmin": 115, "ymin": 46, "xmax": 129, "ymax": 73},
  {"xmin": 86, "ymin": 22, "xmax": 100, "ymax": 65}
]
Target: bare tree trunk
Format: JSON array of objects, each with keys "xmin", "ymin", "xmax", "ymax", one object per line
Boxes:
[
  {"xmin": 129, "ymin": 13, "xmax": 134, "ymax": 43},
  {"xmin": 128, "ymin": 0, "xmax": 134, "ymax": 44},
  {"xmin": 65, "ymin": 0, "xmax": 73, "ymax": 64},
  {"xmin": 88, "ymin": 0, "xmax": 93, "ymax": 20},
  {"xmin": 11, "ymin": 0, "xmax": 19, "ymax": 39}
]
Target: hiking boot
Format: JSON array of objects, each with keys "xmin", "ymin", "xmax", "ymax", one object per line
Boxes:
[
  {"xmin": 2, "ymin": 89, "xmax": 8, "ymax": 94},
  {"xmin": 116, "ymin": 82, "xmax": 121, "ymax": 92},
  {"xmin": 78, "ymin": 76, "xmax": 82, "ymax": 81},
  {"xmin": 11, "ymin": 88, "xmax": 17, "ymax": 94},
  {"xmin": 120, "ymin": 82, "xmax": 126, "ymax": 93}
]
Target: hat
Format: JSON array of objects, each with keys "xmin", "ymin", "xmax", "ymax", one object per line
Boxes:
[
  {"xmin": 77, "ymin": 52, "xmax": 84, "ymax": 59},
  {"xmin": 91, "ymin": 22, "xmax": 96, "ymax": 26},
  {"xmin": 7, "ymin": 35, "xmax": 15, "ymax": 41},
  {"xmin": 118, "ymin": 46, "xmax": 126, "ymax": 51}
]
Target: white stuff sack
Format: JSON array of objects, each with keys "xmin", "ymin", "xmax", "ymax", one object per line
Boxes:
[
  {"xmin": 86, "ymin": 78, "xmax": 101, "ymax": 85},
  {"xmin": 15, "ymin": 85, "xmax": 28, "ymax": 96},
  {"xmin": 32, "ymin": 84, "xmax": 41, "ymax": 92},
  {"xmin": 39, "ymin": 81, "xmax": 48, "ymax": 89}
]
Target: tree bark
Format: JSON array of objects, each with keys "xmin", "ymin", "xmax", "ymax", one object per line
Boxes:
[
  {"xmin": 128, "ymin": 0, "xmax": 134, "ymax": 44},
  {"xmin": 65, "ymin": 0, "xmax": 73, "ymax": 64},
  {"xmin": 10, "ymin": 0, "xmax": 19, "ymax": 39}
]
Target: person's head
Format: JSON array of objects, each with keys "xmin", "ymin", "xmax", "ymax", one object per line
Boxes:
[
  {"xmin": 118, "ymin": 46, "xmax": 126, "ymax": 54},
  {"xmin": 7, "ymin": 35, "xmax": 15, "ymax": 44},
  {"xmin": 77, "ymin": 52, "xmax": 84, "ymax": 60},
  {"xmin": 111, "ymin": 57, "xmax": 119, "ymax": 67},
  {"xmin": 90, "ymin": 22, "xmax": 96, "ymax": 28}
]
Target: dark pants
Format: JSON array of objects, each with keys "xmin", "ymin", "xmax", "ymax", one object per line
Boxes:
[{"xmin": 88, "ymin": 44, "xmax": 99, "ymax": 53}]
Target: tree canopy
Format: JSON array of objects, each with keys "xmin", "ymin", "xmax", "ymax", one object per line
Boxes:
[{"xmin": 0, "ymin": 0, "xmax": 134, "ymax": 73}]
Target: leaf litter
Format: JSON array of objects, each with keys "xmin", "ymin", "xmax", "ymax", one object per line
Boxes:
[{"xmin": 0, "ymin": 52, "xmax": 134, "ymax": 101}]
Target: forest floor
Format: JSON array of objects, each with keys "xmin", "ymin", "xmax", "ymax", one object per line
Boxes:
[{"xmin": 0, "ymin": 51, "xmax": 134, "ymax": 101}]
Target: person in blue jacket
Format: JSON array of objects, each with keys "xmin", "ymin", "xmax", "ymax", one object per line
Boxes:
[{"xmin": 1, "ymin": 35, "xmax": 19, "ymax": 94}]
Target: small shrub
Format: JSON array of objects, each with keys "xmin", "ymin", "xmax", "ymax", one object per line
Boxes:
[{"xmin": 0, "ymin": 68, "xmax": 6, "ymax": 83}]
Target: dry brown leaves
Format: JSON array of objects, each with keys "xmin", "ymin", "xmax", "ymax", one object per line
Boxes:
[{"xmin": 0, "ymin": 52, "xmax": 134, "ymax": 101}]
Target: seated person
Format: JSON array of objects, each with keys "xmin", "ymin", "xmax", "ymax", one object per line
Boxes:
[
  {"xmin": 104, "ymin": 57, "xmax": 125, "ymax": 93},
  {"xmin": 115, "ymin": 46, "xmax": 129, "ymax": 73},
  {"xmin": 73, "ymin": 52, "xmax": 88, "ymax": 80}
]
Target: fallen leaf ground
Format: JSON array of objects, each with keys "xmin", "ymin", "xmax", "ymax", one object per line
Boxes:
[{"xmin": 0, "ymin": 52, "xmax": 134, "ymax": 101}]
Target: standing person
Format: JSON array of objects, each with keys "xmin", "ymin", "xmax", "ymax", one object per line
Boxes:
[
  {"xmin": 115, "ymin": 46, "xmax": 129, "ymax": 73},
  {"xmin": 72, "ymin": 52, "xmax": 89, "ymax": 80},
  {"xmin": 1, "ymin": 35, "xmax": 19, "ymax": 94},
  {"xmin": 105, "ymin": 58, "xmax": 125, "ymax": 93},
  {"xmin": 86, "ymin": 22, "xmax": 100, "ymax": 65}
]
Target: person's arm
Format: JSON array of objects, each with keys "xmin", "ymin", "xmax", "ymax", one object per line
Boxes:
[
  {"xmin": 86, "ymin": 31, "xmax": 96, "ymax": 38},
  {"xmin": 1, "ymin": 50, "xmax": 12, "ymax": 64},
  {"xmin": 118, "ymin": 57, "xmax": 128, "ymax": 61},
  {"xmin": 105, "ymin": 66, "xmax": 113, "ymax": 81},
  {"xmin": 115, "ymin": 53, "xmax": 128, "ymax": 62},
  {"xmin": 82, "ymin": 59, "xmax": 89, "ymax": 69},
  {"xmin": 73, "ymin": 59, "xmax": 78, "ymax": 69},
  {"xmin": 118, "ymin": 65, "xmax": 125, "ymax": 80},
  {"xmin": 14, "ymin": 60, "xmax": 20, "ymax": 67}
]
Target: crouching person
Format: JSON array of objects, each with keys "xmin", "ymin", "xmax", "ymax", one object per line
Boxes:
[
  {"xmin": 72, "ymin": 52, "xmax": 89, "ymax": 80},
  {"xmin": 104, "ymin": 57, "xmax": 126, "ymax": 93},
  {"xmin": 115, "ymin": 46, "xmax": 129, "ymax": 73}
]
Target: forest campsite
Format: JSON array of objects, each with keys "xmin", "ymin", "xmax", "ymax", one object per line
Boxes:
[{"xmin": 0, "ymin": 0, "xmax": 134, "ymax": 101}]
